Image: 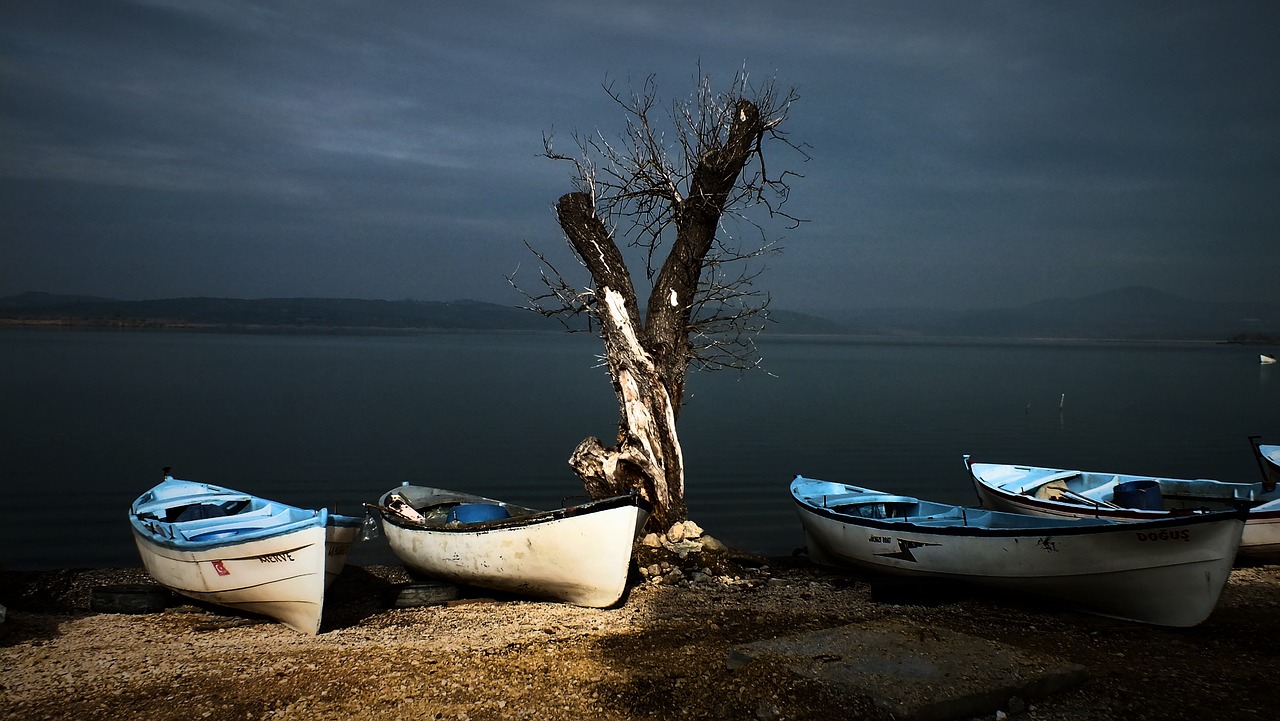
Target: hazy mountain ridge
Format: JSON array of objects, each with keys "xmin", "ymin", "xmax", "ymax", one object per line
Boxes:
[
  {"xmin": 0, "ymin": 293, "xmax": 549, "ymax": 331},
  {"xmin": 2, "ymin": 287, "xmax": 1277, "ymax": 341}
]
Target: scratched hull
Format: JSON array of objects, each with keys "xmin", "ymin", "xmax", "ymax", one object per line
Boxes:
[
  {"xmin": 129, "ymin": 477, "xmax": 362, "ymax": 634},
  {"xmin": 792, "ymin": 475, "xmax": 1244, "ymax": 627},
  {"xmin": 377, "ymin": 485, "xmax": 650, "ymax": 608}
]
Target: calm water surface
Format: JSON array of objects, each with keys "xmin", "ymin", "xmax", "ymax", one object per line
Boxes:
[{"xmin": 2, "ymin": 328, "xmax": 1276, "ymax": 570}]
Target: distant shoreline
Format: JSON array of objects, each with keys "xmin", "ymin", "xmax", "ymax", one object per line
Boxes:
[
  {"xmin": 0, "ymin": 317, "xmax": 566, "ymax": 336},
  {"xmin": 3, "ymin": 317, "xmax": 1274, "ymax": 348},
  {"xmin": 4, "ymin": 287, "xmax": 1278, "ymax": 342}
]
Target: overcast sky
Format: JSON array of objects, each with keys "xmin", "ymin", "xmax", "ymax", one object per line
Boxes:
[{"xmin": 3, "ymin": 1, "xmax": 1278, "ymax": 312}]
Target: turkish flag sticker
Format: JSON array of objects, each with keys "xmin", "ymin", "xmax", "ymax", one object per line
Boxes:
[{"xmin": 211, "ymin": 560, "xmax": 230, "ymax": 576}]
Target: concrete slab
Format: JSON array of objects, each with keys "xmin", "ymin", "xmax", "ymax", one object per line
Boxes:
[{"xmin": 728, "ymin": 619, "xmax": 1087, "ymax": 721}]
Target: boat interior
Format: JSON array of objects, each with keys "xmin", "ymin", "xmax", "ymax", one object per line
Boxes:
[
  {"xmin": 133, "ymin": 494, "xmax": 253, "ymax": 522},
  {"xmin": 134, "ymin": 493, "xmax": 316, "ymax": 542},
  {"xmin": 380, "ymin": 491, "xmax": 536, "ymax": 529},
  {"xmin": 170, "ymin": 504, "xmax": 304, "ymax": 541},
  {"xmin": 824, "ymin": 496, "xmax": 1109, "ymax": 530},
  {"xmin": 1002, "ymin": 468, "xmax": 1267, "ymax": 509}
]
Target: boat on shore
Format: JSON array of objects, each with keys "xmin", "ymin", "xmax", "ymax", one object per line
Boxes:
[
  {"xmin": 967, "ymin": 455, "xmax": 1280, "ymax": 563},
  {"xmin": 1250, "ymin": 435, "xmax": 1280, "ymax": 491},
  {"xmin": 791, "ymin": 474, "xmax": 1245, "ymax": 626},
  {"xmin": 373, "ymin": 484, "xmax": 650, "ymax": 607},
  {"xmin": 129, "ymin": 474, "xmax": 363, "ymax": 634}
]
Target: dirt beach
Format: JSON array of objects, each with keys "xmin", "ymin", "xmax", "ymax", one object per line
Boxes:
[{"xmin": 2, "ymin": 550, "xmax": 1277, "ymax": 721}]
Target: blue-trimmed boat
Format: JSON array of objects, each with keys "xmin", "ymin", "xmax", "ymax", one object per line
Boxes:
[
  {"xmin": 129, "ymin": 473, "xmax": 363, "ymax": 634},
  {"xmin": 791, "ymin": 474, "xmax": 1245, "ymax": 627},
  {"xmin": 969, "ymin": 450, "xmax": 1280, "ymax": 563}
]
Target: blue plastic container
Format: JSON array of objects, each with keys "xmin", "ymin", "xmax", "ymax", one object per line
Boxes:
[
  {"xmin": 1113, "ymin": 480, "xmax": 1162, "ymax": 510},
  {"xmin": 447, "ymin": 503, "xmax": 510, "ymax": 524}
]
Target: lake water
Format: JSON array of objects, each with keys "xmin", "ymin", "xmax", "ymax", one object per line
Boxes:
[{"xmin": 2, "ymin": 328, "xmax": 1277, "ymax": 570}]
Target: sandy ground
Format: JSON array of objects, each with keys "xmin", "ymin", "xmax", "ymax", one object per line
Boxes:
[{"xmin": 2, "ymin": 548, "xmax": 1278, "ymax": 721}]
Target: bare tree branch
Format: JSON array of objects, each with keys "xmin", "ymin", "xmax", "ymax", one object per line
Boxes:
[{"xmin": 511, "ymin": 66, "xmax": 808, "ymax": 527}]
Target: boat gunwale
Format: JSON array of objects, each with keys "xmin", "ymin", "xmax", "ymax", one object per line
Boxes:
[
  {"xmin": 375, "ymin": 486, "xmax": 653, "ymax": 533},
  {"xmin": 791, "ymin": 477, "xmax": 1247, "ymax": 539},
  {"xmin": 971, "ymin": 466, "xmax": 1280, "ymax": 521},
  {"xmin": 129, "ymin": 510, "xmax": 329, "ymax": 552},
  {"xmin": 129, "ymin": 477, "xmax": 359, "ymax": 552}
]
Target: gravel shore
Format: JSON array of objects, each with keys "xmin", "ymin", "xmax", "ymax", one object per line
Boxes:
[{"xmin": 2, "ymin": 552, "xmax": 1277, "ymax": 721}]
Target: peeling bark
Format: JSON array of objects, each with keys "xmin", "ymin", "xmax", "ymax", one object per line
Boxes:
[{"xmin": 566, "ymin": 287, "xmax": 686, "ymax": 528}]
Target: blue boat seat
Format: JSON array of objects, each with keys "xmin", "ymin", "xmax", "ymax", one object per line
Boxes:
[
  {"xmin": 180, "ymin": 516, "xmax": 288, "ymax": 541},
  {"xmin": 821, "ymin": 493, "xmax": 918, "ymax": 507},
  {"xmin": 134, "ymin": 494, "xmax": 251, "ymax": 520},
  {"xmin": 175, "ymin": 506, "xmax": 287, "ymax": 540}
]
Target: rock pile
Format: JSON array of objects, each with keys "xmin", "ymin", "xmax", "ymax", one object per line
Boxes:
[{"xmin": 634, "ymin": 520, "xmax": 765, "ymax": 589}]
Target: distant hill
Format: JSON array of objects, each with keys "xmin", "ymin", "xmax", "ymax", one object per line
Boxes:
[
  {"xmin": 0, "ymin": 293, "xmax": 551, "ymax": 332},
  {"xmin": 2, "ymin": 287, "xmax": 1277, "ymax": 341},
  {"xmin": 831, "ymin": 287, "xmax": 1280, "ymax": 342},
  {"xmin": 0, "ymin": 291, "xmax": 118, "ymax": 308}
]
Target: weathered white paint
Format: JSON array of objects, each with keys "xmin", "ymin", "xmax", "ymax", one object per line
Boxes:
[
  {"xmin": 793, "ymin": 475, "xmax": 1244, "ymax": 627},
  {"xmin": 379, "ymin": 486, "xmax": 650, "ymax": 607}
]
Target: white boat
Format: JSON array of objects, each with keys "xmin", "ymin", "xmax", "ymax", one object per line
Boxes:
[
  {"xmin": 968, "ymin": 455, "xmax": 1280, "ymax": 563},
  {"xmin": 792, "ymin": 474, "xmax": 1244, "ymax": 626},
  {"xmin": 1261, "ymin": 353, "xmax": 1277, "ymax": 365},
  {"xmin": 129, "ymin": 474, "xmax": 363, "ymax": 634},
  {"xmin": 374, "ymin": 485, "xmax": 650, "ymax": 607},
  {"xmin": 1249, "ymin": 435, "xmax": 1280, "ymax": 493}
]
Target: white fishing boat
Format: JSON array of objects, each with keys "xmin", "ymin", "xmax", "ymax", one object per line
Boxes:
[
  {"xmin": 968, "ymin": 454, "xmax": 1280, "ymax": 563},
  {"xmin": 374, "ymin": 485, "xmax": 650, "ymax": 607},
  {"xmin": 1251, "ymin": 435, "xmax": 1280, "ymax": 491},
  {"xmin": 129, "ymin": 474, "xmax": 363, "ymax": 634},
  {"xmin": 792, "ymin": 474, "xmax": 1244, "ymax": 627},
  {"xmin": 1261, "ymin": 353, "xmax": 1277, "ymax": 365}
]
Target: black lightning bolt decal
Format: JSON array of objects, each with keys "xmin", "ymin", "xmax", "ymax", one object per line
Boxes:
[{"xmin": 874, "ymin": 538, "xmax": 941, "ymax": 563}]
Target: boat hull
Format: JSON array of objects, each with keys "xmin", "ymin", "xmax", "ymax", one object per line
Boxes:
[
  {"xmin": 132, "ymin": 524, "xmax": 329, "ymax": 633},
  {"xmin": 129, "ymin": 477, "xmax": 362, "ymax": 634},
  {"xmin": 793, "ymin": 476, "xmax": 1244, "ymax": 627},
  {"xmin": 324, "ymin": 518, "xmax": 363, "ymax": 589},
  {"xmin": 968, "ymin": 460, "xmax": 1280, "ymax": 563},
  {"xmin": 378, "ymin": 487, "xmax": 649, "ymax": 607}
]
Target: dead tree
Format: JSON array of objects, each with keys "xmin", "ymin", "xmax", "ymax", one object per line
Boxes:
[{"xmin": 513, "ymin": 70, "xmax": 805, "ymax": 530}]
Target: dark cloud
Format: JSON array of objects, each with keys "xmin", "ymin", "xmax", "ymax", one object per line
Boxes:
[{"xmin": 2, "ymin": 0, "xmax": 1277, "ymax": 310}]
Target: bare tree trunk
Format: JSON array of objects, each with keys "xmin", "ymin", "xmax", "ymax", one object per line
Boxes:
[
  {"xmin": 555, "ymin": 194, "xmax": 687, "ymax": 527},
  {"xmin": 552, "ymin": 100, "xmax": 765, "ymax": 530},
  {"xmin": 568, "ymin": 288, "xmax": 687, "ymax": 528}
]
